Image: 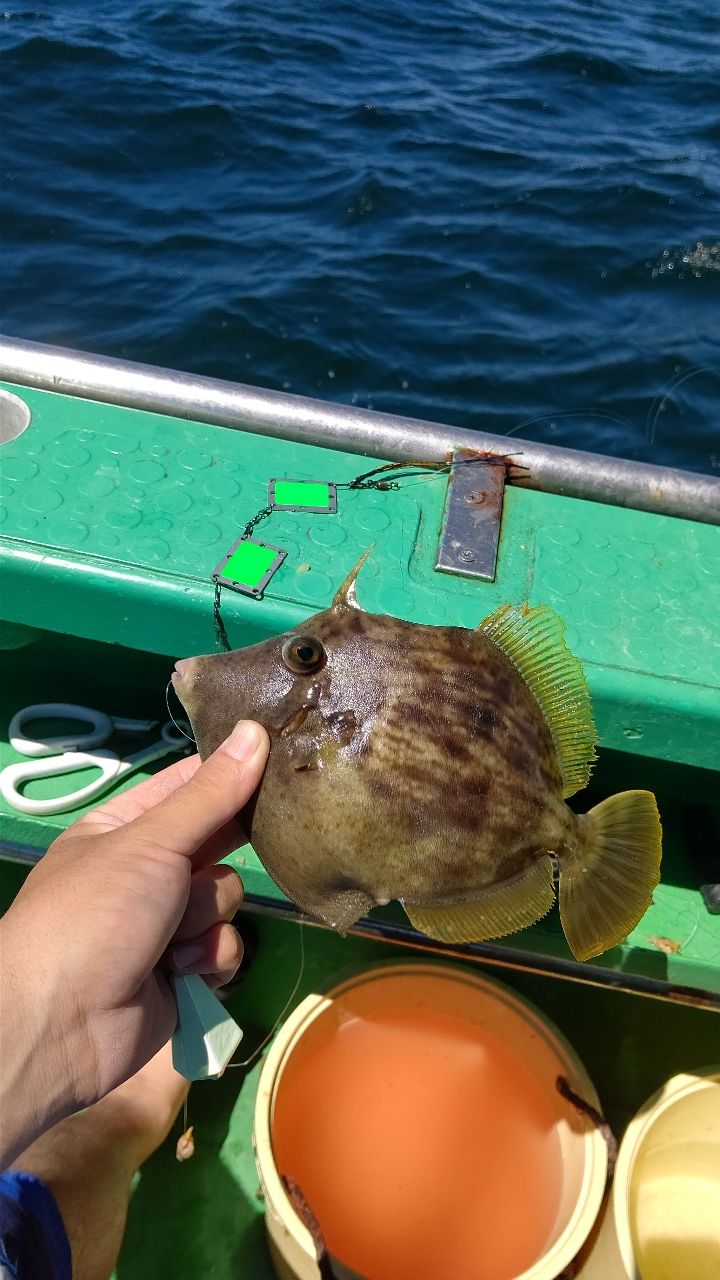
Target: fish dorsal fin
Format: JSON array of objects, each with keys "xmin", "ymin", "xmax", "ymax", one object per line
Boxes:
[
  {"xmin": 332, "ymin": 546, "xmax": 373, "ymax": 610},
  {"xmin": 404, "ymin": 857, "xmax": 555, "ymax": 943},
  {"xmin": 479, "ymin": 603, "xmax": 597, "ymax": 798}
]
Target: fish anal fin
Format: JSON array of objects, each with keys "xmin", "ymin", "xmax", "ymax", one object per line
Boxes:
[
  {"xmin": 559, "ymin": 790, "xmax": 662, "ymax": 961},
  {"xmin": 404, "ymin": 857, "xmax": 555, "ymax": 944},
  {"xmin": 479, "ymin": 603, "xmax": 597, "ymax": 798}
]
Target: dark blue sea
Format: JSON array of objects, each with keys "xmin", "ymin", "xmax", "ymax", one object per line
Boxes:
[{"xmin": 1, "ymin": 1, "xmax": 719, "ymax": 473}]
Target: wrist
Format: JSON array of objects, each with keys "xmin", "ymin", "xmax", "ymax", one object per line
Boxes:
[{"xmin": 0, "ymin": 915, "xmax": 81, "ymax": 1168}]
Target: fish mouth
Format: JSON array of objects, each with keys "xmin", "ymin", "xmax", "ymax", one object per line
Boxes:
[{"xmin": 171, "ymin": 657, "xmax": 195, "ymax": 693}]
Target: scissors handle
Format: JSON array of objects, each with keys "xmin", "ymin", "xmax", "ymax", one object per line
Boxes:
[
  {"xmin": 0, "ymin": 750, "xmax": 125, "ymax": 816},
  {"xmin": 1, "ymin": 723, "xmax": 193, "ymax": 815},
  {"xmin": 9, "ymin": 704, "xmax": 156, "ymax": 757}
]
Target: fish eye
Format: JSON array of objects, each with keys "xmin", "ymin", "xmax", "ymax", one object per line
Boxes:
[{"xmin": 281, "ymin": 634, "xmax": 325, "ymax": 674}]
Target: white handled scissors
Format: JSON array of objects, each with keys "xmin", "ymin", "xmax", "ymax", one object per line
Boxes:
[
  {"xmin": 1, "ymin": 703, "xmax": 193, "ymax": 816},
  {"xmin": 0, "ymin": 702, "xmax": 244, "ymax": 1082}
]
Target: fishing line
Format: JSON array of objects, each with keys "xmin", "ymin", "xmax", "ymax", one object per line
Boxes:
[
  {"xmin": 210, "ymin": 453, "xmax": 524, "ymax": 642},
  {"xmin": 165, "ymin": 680, "xmax": 197, "ymax": 744},
  {"xmin": 503, "ymin": 407, "xmax": 635, "ymax": 441},
  {"xmin": 213, "ymin": 580, "xmax": 232, "ymax": 653},
  {"xmin": 175, "ymin": 919, "xmax": 305, "ymax": 1158},
  {"xmin": 228, "ymin": 917, "xmax": 306, "ymax": 1070},
  {"xmin": 339, "ymin": 454, "xmax": 519, "ymax": 489},
  {"xmin": 339, "ymin": 459, "xmax": 447, "ymax": 489},
  {"xmin": 366, "ymin": 455, "xmax": 525, "ymax": 496},
  {"xmin": 502, "ymin": 372, "xmax": 715, "ymax": 453},
  {"xmin": 239, "ymin": 503, "xmax": 275, "ymax": 540},
  {"xmin": 644, "ymin": 364, "xmax": 714, "ymax": 447},
  {"xmin": 175, "ymin": 1092, "xmax": 195, "ymax": 1162}
]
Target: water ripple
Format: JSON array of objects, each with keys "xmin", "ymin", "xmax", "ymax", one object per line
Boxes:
[{"xmin": 1, "ymin": 0, "xmax": 718, "ymax": 474}]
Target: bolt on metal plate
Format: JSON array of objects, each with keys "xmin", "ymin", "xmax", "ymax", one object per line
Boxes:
[{"xmin": 435, "ymin": 448, "xmax": 508, "ymax": 582}]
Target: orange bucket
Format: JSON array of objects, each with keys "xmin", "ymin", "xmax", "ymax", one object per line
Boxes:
[{"xmin": 254, "ymin": 963, "xmax": 607, "ymax": 1280}]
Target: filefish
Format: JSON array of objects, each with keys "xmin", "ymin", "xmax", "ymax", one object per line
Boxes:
[{"xmin": 172, "ymin": 553, "xmax": 662, "ymax": 961}]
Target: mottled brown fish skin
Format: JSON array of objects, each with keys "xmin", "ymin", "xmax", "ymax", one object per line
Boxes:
[{"xmin": 174, "ymin": 599, "xmax": 572, "ymax": 932}]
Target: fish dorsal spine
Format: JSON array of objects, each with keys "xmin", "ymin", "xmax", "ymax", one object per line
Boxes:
[
  {"xmin": 478, "ymin": 603, "xmax": 597, "ymax": 798},
  {"xmin": 332, "ymin": 546, "xmax": 373, "ymax": 610}
]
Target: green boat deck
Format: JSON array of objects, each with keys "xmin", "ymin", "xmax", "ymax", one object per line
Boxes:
[
  {"xmin": 1, "ymin": 376, "xmax": 718, "ymax": 1278},
  {"xmin": 2, "ymin": 381, "xmax": 719, "ymax": 999}
]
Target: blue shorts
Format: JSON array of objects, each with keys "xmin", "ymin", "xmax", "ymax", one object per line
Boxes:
[{"xmin": 0, "ymin": 1171, "xmax": 71, "ymax": 1280}]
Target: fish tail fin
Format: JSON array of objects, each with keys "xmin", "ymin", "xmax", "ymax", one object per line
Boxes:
[{"xmin": 558, "ymin": 790, "xmax": 662, "ymax": 961}]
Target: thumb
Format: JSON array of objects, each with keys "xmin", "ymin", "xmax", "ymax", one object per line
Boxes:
[{"xmin": 128, "ymin": 720, "xmax": 269, "ymax": 863}]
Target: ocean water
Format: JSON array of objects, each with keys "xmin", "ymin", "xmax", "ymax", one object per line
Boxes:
[{"xmin": 1, "ymin": 0, "xmax": 718, "ymax": 474}]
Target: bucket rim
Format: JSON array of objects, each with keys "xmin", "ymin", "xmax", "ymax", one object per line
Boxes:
[{"xmin": 610, "ymin": 1063, "xmax": 720, "ymax": 1275}]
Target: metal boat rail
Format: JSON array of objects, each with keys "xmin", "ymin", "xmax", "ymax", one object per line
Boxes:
[{"xmin": 1, "ymin": 335, "xmax": 718, "ymax": 525}]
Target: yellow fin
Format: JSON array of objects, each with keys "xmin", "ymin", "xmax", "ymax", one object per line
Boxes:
[
  {"xmin": 479, "ymin": 602, "xmax": 597, "ymax": 798},
  {"xmin": 559, "ymin": 790, "xmax": 662, "ymax": 961},
  {"xmin": 404, "ymin": 857, "xmax": 555, "ymax": 943}
]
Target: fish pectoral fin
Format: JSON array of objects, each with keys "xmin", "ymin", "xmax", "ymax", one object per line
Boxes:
[
  {"xmin": 478, "ymin": 603, "xmax": 597, "ymax": 799},
  {"xmin": 403, "ymin": 857, "xmax": 555, "ymax": 944},
  {"xmin": 559, "ymin": 790, "xmax": 662, "ymax": 961}
]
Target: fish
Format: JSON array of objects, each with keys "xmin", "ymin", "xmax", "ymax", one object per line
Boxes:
[{"xmin": 172, "ymin": 552, "xmax": 662, "ymax": 961}]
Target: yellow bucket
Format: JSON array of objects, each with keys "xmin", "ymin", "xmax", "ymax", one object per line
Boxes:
[
  {"xmin": 253, "ymin": 963, "xmax": 608, "ymax": 1280},
  {"xmin": 578, "ymin": 1065, "xmax": 720, "ymax": 1280}
]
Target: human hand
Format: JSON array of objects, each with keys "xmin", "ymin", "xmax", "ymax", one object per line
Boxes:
[{"xmin": 0, "ymin": 720, "xmax": 269, "ymax": 1168}]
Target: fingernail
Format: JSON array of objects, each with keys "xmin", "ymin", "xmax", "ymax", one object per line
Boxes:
[
  {"xmin": 172, "ymin": 941, "xmax": 205, "ymax": 972},
  {"xmin": 225, "ymin": 720, "xmax": 263, "ymax": 760}
]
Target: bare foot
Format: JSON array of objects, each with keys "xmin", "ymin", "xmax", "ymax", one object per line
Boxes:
[{"xmin": 11, "ymin": 1043, "xmax": 189, "ymax": 1280}]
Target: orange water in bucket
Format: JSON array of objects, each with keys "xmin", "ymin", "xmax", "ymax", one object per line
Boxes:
[{"xmin": 272, "ymin": 977, "xmax": 564, "ymax": 1280}]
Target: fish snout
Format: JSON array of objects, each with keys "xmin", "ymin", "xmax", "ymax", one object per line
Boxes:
[{"xmin": 171, "ymin": 657, "xmax": 197, "ymax": 692}]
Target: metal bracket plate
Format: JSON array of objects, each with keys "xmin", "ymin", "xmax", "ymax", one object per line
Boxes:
[{"xmin": 435, "ymin": 449, "xmax": 507, "ymax": 582}]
